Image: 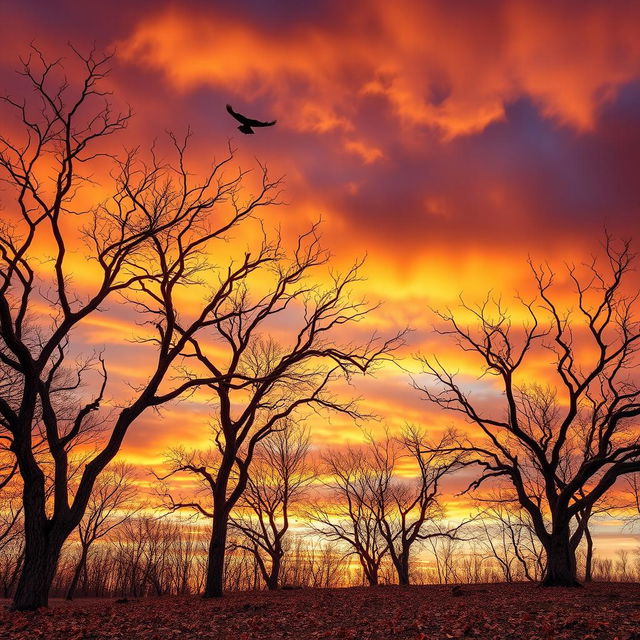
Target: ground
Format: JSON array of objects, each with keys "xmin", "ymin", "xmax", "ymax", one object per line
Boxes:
[{"xmin": 1, "ymin": 583, "xmax": 639, "ymax": 639}]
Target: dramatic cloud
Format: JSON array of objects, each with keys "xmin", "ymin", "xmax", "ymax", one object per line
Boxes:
[{"xmin": 2, "ymin": 0, "xmax": 640, "ymax": 552}]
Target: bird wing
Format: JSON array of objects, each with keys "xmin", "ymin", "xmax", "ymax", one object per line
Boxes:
[
  {"xmin": 226, "ymin": 104, "xmax": 249, "ymax": 125},
  {"xmin": 247, "ymin": 118, "xmax": 277, "ymax": 128}
]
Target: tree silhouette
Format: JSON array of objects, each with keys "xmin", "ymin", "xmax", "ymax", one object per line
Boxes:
[
  {"xmin": 229, "ymin": 422, "xmax": 314, "ymax": 590},
  {"xmin": 476, "ymin": 499, "xmax": 546, "ymax": 582},
  {"xmin": 0, "ymin": 46, "xmax": 283, "ymax": 609},
  {"xmin": 65, "ymin": 463, "xmax": 138, "ymax": 600},
  {"xmin": 309, "ymin": 429, "xmax": 465, "ymax": 586},
  {"xmin": 416, "ymin": 237, "xmax": 640, "ymax": 586},
  {"xmin": 154, "ymin": 232, "xmax": 404, "ymax": 596},
  {"xmin": 373, "ymin": 428, "xmax": 468, "ymax": 585},
  {"xmin": 308, "ymin": 444, "xmax": 390, "ymax": 586}
]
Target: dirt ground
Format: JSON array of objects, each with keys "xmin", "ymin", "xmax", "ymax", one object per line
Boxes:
[{"xmin": 1, "ymin": 582, "xmax": 639, "ymax": 639}]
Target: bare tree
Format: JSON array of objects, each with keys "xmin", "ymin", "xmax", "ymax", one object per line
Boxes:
[
  {"xmin": 65, "ymin": 463, "xmax": 138, "ymax": 600},
  {"xmin": 425, "ymin": 534, "xmax": 462, "ymax": 584},
  {"xmin": 0, "ymin": 45, "xmax": 286, "ymax": 609},
  {"xmin": 310, "ymin": 429, "xmax": 465, "ymax": 586},
  {"xmin": 154, "ymin": 239, "xmax": 404, "ymax": 597},
  {"xmin": 229, "ymin": 422, "xmax": 313, "ymax": 590},
  {"xmin": 573, "ymin": 489, "xmax": 622, "ymax": 583},
  {"xmin": 280, "ymin": 536, "xmax": 349, "ymax": 588},
  {"xmin": 107, "ymin": 516, "xmax": 206, "ymax": 597},
  {"xmin": 477, "ymin": 501, "xmax": 546, "ymax": 582},
  {"xmin": 416, "ymin": 238, "xmax": 640, "ymax": 586},
  {"xmin": 308, "ymin": 444, "xmax": 390, "ymax": 586},
  {"xmin": 373, "ymin": 427, "xmax": 467, "ymax": 585}
]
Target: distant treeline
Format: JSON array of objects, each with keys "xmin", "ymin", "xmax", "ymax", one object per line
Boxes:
[{"xmin": 0, "ymin": 514, "xmax": 638, "ymax": 600}]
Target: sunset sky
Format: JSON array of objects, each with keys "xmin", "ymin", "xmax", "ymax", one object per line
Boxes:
[{"xmin": 2, "ymin": 0, "xmax": 640, "ymax": 556}]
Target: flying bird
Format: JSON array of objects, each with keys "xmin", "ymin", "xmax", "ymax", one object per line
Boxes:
[{"xmin": 226, "ymin": 104, "xmax": 276, "ymax": 135}]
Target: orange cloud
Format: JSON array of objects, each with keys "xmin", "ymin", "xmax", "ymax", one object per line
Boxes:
[
  {"xmin": 3, "ymin": 0, "xmax": 640, "ymax": 556},
  {"xmin": 344, "ymin": 139, "xmax": 383, "ymax": 164},
  {"xmin": 119, "ymin": 1, "xmax": 640, "ymax": 139}
]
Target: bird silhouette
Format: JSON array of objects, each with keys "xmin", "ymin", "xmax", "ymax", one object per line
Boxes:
[{"xmin": 226, "ymin": 104, "xmax": 276, "ymax": 135}]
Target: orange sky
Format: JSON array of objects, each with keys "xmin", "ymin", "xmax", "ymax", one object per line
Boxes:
[{"xmin": 2, "ymin": 0, "xmax": 640, "ymax": 554}]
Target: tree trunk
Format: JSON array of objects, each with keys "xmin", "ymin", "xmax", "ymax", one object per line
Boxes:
[
  {"xmin": 363, "ymin": 562, "xmax": 379, "ymax": 586},
  {"xmin": 395, "ymin": 552, "xmax": 410, "ymax": 586},
  {"xmin": 66, "ymin": 544, "xmax": 89, "ymax": 600},
  {"xmin": 584, "ymin": 525, "xmax": 593, "ymax": 583},
  {"xmin": 13, "ymin": 528, "xmax": 64, "ymax": 610},
  {"xmin": 13, "ymin": 476, "xmax": 66, "ymax": 610},
  {"xmin": 266, "ymin": 554, "xmax": 281, "ymax": 590},
  {"xmin": 542, "ymin": 525, "xmax": 580, "ymax": 587},
  {"xmin": 203, "ymin": 508, "xmax": 229, "ymax": 598}
]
